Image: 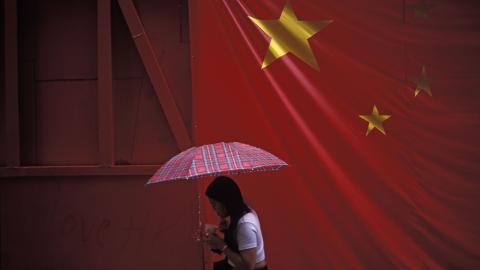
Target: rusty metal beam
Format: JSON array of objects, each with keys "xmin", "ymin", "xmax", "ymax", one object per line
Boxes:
[
  {"xmin": 4, "ymin": 0, "xmax": 20, "ymax": 167},
  {"xmin": 0, "ymin": 165, "xmax": 159, "ymax": 177},
  {"xmin": 116, "ymin": 0, "xmax": 192, "ymax": 150},
  {"xmin": 98, "ymin": 0, "xmax": 114, "ymax": 166}
]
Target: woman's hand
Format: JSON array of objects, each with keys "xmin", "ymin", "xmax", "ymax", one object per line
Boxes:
[{"xmin": 205, "ymin": 232, "xmax": 226, "ymax": 250}]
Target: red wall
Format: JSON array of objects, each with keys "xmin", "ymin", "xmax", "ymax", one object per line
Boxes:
[
  {"xmin": 1, "ymin": 177, "xmax": 201, "ymax": 270},
  {"xmin": 2, "ymin": 0, "xmax": 200, "ymax": 269}
]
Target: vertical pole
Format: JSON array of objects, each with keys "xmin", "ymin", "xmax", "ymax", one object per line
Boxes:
[
  {"xmin": 197, "ymin": 190, "xmax": 205, "ymax": 270},
  {"xmin": 97, "ymin": 0, "xmax": 114, "ymax": 166},
  {"xmin": 4, "ymin": 0, "xmax": 20, "ymax": 167}
]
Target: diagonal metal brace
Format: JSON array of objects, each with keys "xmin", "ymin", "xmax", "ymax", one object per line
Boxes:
[{"xmin": 117, "ymin": 0, "xmax": 192, "ymax": 150}]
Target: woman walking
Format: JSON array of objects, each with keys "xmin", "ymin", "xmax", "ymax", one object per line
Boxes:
[{"xmin": 204, "ymin": 176, "xmax": 268, "ymax": 270}]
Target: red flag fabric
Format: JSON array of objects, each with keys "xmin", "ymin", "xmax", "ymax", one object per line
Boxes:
[{"xmin": 190, "ymin": 0, "xmax": 480, "ymax": 269}]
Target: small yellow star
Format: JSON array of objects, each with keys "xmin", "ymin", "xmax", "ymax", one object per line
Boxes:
[
  {"xmin": 409, "ymin": 1, "xmax": 433, "ymax": 18},
  {"xmin": 359, "ymin": 105, "xmax": 391, "ymax": 136},
  {"xmin": 411, "ymin": 65, "xmax": 432, "ymax": 97},
  {"xmin": 249, "ymin": 2, "xmax": 332, "ymax": 70}
]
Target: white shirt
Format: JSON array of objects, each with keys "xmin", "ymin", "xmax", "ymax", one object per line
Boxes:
[{"xmin": 236, "ymin": 210, "xmax": 266, "ymax": 263}]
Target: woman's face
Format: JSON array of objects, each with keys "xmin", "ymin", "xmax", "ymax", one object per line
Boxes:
[{"xmin": 208, "ymin": 198, "xmax": 227, "ymax": 218}]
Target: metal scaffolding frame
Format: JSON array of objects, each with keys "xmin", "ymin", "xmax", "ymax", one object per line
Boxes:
[{"xmin": 1, "ymin": 0, "xmax": 192, "ymax": 177}]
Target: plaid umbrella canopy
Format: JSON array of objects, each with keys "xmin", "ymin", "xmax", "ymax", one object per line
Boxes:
[{"xmin": 147, "ymin": 142, "xmax": 288, "ymax": 184}]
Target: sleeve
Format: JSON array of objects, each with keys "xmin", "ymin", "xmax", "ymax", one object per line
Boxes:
[{"xmin": 236, "ymin": 222, "xmax": 258, "ymax": 251}]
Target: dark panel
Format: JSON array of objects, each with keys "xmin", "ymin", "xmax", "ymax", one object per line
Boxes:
[
  {"xmin": 133, "ymin": 0, "xmax": 192, "ymax": 137},
  {"xmin": 17, "ymin": 0, "xmax": 100, "ymax": 166},
  {"xmin": 1, "ymin": 176, "xmax": 203, "ymax": 269},
  {"xmin": 116, "ymin": 0, "xmax": 191, "ymax": 150},
  {"xmin": 4, "ymin": 0, "xmax": 20, "ymax": 166},
  {"xmin": 112, "ymin": 78, "xmax": 143, "ymax": 165},
  {"xmin": 111, "ymin": 0, "xmax": 144, "ymax": 79},
  {"xmin": 18, "ymin": 0, "xmax": 37, "ymax": 165},
  {"xmin": 18, "ymin": 60, "xmax": 36, "ymax": 165},
  {"xmin": 112, "ymin": 0, "xmax": 190, "ymax": 164},
  {"xmin": 113, "ymin": 77, "xmax": 180, "ymax": 165},
  {"xmin": 0, "ymin": 0, "xmax": 6, "ymax": 166},
  {"xmin": 35, "ymin": 81, "xmax": 98, "ymax": 165},
  {"xmin": 129, "ymin": 81, "xmax": 180, "ymax": 164},
  {"xmin": 97, "ymin": 0, "xmax": 114, "ymax": 166},
  {"xmin": 35, "ymin": 0, "xmax": 97, "ymax": 80}
]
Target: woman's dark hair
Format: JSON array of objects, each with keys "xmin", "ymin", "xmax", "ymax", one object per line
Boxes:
[{"xmin": 205, "ymin": 175, "xmax": 251, "ymax": 251}]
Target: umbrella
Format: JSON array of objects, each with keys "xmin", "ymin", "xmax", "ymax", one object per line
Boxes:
[{"xmin": 147, "ymin": 142, "xmax": 287, "ymax": 184}]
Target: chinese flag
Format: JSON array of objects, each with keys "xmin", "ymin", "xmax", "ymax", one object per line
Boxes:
[{"xmin": 190, "ymin": 0, "xmax": 480, "ymax": 269}]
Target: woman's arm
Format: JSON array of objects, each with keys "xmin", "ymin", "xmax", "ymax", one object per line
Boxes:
[
  {"xmin": 223, "ymin": 246, "xmax": 256, "ymax": 270},
  {"xmin": 205, "ymin": 234, "xmax": 257, "ymax": 269}
]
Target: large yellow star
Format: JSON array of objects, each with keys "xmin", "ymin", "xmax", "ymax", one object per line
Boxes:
[
  {"xmin": 359, "ymin": 105, "xmax": 391, "ymax": 136},
  {"xmin": 249, "ymin": 2, "xmax": 332, "ymax": 70},
  {"xmin": 411, "ymin": 65, "xmax": 432, "ymax": 97}
]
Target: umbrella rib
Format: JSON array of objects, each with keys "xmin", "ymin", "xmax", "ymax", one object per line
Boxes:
[
  {"xmin": 221, "ymin": 142, "xmax": 233, "ymax": 171},
  {"xmin": 202, "ymin": 145, "xmax": 216, "ymax": 175},
  {"xmin": 210, "ymin": 143, "xmax": 222, "ymax": 173},
  {"xmin": 185, "ymin": 148, "xmax": 198, "ymax": 179},
  {"xmin": 208, "ymin": 145, "xmax": 217, "ymax": 173},
  {"xmin": 228, "ymin": 142, "xmax": 240, "ymax": 170},
  {"xmin": 233, "ymin": 144, "xmax": 245, "ymax": 170}
]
